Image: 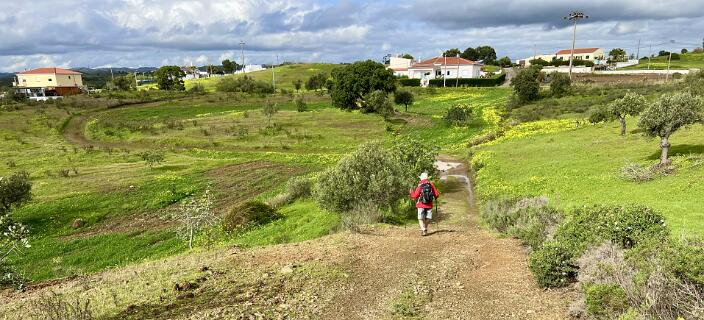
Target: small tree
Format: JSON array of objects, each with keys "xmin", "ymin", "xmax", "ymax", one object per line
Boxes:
[
  {"xmin": 330, "ymin": 60, "xmax": 396, "ymax": 111},
  {"xmin": 138, "ymin": 150, "xmax": 165, "ymax": 168},
  {"xmin": 175, "ymin": 190, "xmax": 217, "ymax": 249},
  {"xmin": 638, "ymin": 92, "xmax": 704, "ymax": 165},
  {"xmin": 401, "ymin": 53, "xmax": 414, "ymax": 60},
  {"xmin": 511, "ymin": 68, "xmax": 540, "ymax": 103},
  {"xmin": 363, "ymin": 90, "xmax": 394, "ymax": 116},
  {"xmin": 444, "ymin": 48, "xmax": 461, "ymax": 57},
  {"xmin": 550, "ymin": 72, "xmax": 571, "ymax": 97},
  {"xmin": 497, "ymin": 56, "xmax": 513, "ymax": 68},
  {"xmin": 609, "ymin": 48, "xmax": 627, "ymax": 62},
  {"xmin": 155, "ymin": 66, "xmax": 185, "ymax": 91},
  {"xmin": 222, "ymin": 59, "xmax": 235, "ymax": 74},
  {"xmin": 681, "ymin": 48, "xmax": 689, "ymax": 54},
  {"xmin": 1, "ymin": 171, "xmax": 32, "ymax": 287},
  {"xmin": 394, "ymin": 90, "xmax": 414, "ymax": 112},
  {"xmin": 262, "ymin": 99, "xmax": 278, "ymax": 126},
  {"xmin": 293, "ymin": 79, "xmax": 303, "ymax": 92},
  {"xmin": 444, "ymin": 103, "xmax": 473, "ymax": 125},
  {"xmin": 608, "ymin": 92, "xmax": 647, "ymax": 135},
  {"xmin": 294, "ymin": 95, "xmax": 307, "ymax": 112}
]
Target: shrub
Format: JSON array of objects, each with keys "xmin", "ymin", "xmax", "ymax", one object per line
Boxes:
[
  {"xmin": 394, "ymin": 90, "xmax": 414, "ymax": 112},
  {"xmin": 216, "ymin": 76, "xmax": 274, "ymax": 94},
  {"xmin": 389, "ymin": 136, "xmax": 439, "ymax": 186},
  {"xmin": 222, "ymin": 201, "xmax": 280, "ymax": 232},
  {"xmin": 28, "ymin": 291, "xmax": 94, "ymax": 320},
  {"xmin": 443, "ymin": 104, "xmax": 472, "ymax": 125},
  {"xmin": 285, "ymin": 175, "xmax": 313, "ymax": 201},
  {"xmin": 549, "ymin": 72, "xmax": 571, "ymax": 97},
  {"xmin": 511, "ymin": 69, "xmax": 540, "ymax": 103},
  {"xmin": 138, "ymin": 150, "xmax": 165, "ymax": 168},
  {"xmin": 294, "ymin": 95, "xmax": 307, "ymax": 112},
  {"xmin": 583, "ymin": 283, "xmax": 629, "ymax": 319},
  {"xmin": 620, "ymin": 163, "xmax": 653, "ymax": 182},
  {"xmin": 188, "ymin": 83, "xmax": 206, "ymax": 94},
  {"xmin": 362, "ymin": 90, "xmax": 394, "ymax": 116},
  {"xmin": 428, "ymin": 74, "xmax": 506, "ymax": 87},
  {"xmin": 530, "ymin": 205, "xmax": 669, "ymax": 287},
  {"xmin": 315, "ymin": 141, "xmax": 405, "ymax": 213},
  {"xmin": 398, "ymin": 78, "xmax": 421, "ymax": 87},
  {"xmin": 508, "ymin": 206, "xmax": 563, "ymax": 249},
  {"xmin": 530, "ymin": 241, "xmax": 579, "ymax": 287}
]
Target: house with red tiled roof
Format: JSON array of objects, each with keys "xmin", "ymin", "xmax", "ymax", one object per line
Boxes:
[
  {"xmin": 406, "ymin": 57, "xmax": 482, "ymax": 84},
  {"xmin": 13, "ymin": 67, "xmax": 84, "ymax": 98},
  {"xmin": 554, "ymin": 47, "xmax": 604, "ymax": 62}
]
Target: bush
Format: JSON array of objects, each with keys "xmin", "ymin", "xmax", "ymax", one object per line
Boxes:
[
  {"xmin": 285, "ymin": 175, "xmax": 313, "ymax": 201},
  {"xmin": 138, "ymin": 150, "xmax": 165, "ymax": 168},
  {"xmin": 362, "ymin": 90, "xmax": 394, "ymax": 115},
  {"xmin": 511, "ymin": 69, "xmax": 539, "ymax": 103},
  {"xmin": 398, "ymin": 78, "xmax": 421, "ymax": 87},
  {"xmin": 222, "ymin": 201, "xmax": 280, "ymax": 232},
  {"xmin": 481, "ymin": 197, "xmax": 561, "ymax": 250},
  {"xmin": 394, "ymin": 90, "xmax": 414, "ymax": 112},
  {"xmin": 620, "ymin": 163, "xmax": 653, "ymax": 182},
  {"xmin": 583, "ymin": 283, "xmax": 629, "ymax": 319},
  {"xmin": 530, "ymin": 205, "xmax": 669, "ymax": 287},
  {"xmin": 443, "ymin": 103, "xmax": 472, "ymax": 125},
  {"xmin": 28, "ymin": 291, "xmax": 94, "ymax": 320},
  {"xmin": 315, "ymin": 141, "xmax": 406, "ymax": 213},
  {"xmin": 549, "ymin": 72, "xmax": 571, "ymax": 97},
  {"xmin": 294, "ymin": 95, "xmax": 307, "ymax": 112},
  {"xmin": 428, "ymin": 74, "xmax": 506, "ymax": 87},
  {"xmin": 216, "ymin": 76, "xmax": 275, "ymax": 94},
  {"xmin": 389, "ymin": 136, "xmax": 439, "ymax": 186},
  {"xmin": 530, "ymin": 241, "xmax": 579, "ymax": 287}
]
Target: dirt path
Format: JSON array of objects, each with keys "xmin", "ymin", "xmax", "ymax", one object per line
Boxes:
[{"xmin": 313, "ymin": 158, "xmax": 569, "ymax": 319}]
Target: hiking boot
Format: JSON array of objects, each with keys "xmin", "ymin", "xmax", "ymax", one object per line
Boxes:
[{"xmin": 422, "ymin": 230, "xmax": 427, "ymax": 236}]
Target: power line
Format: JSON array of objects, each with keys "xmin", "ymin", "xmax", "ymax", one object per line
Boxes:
[{"xmin": 563, "ymin": 11, "xmax": 589, "ymax": 80}]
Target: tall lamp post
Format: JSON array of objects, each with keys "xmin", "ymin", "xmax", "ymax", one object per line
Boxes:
[{"xmin": 563, "ymin": 11, "xmax": 588, "ymax": 80}]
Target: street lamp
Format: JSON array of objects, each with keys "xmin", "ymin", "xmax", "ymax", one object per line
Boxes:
[{"xmin": 563, "ymin": 11, "xmax": 589, "ymax": 80}]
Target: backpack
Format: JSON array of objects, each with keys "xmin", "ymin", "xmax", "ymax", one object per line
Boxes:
[{"xmin": 419, "ymin": 183, "xmax": 434, "ymax": 204}]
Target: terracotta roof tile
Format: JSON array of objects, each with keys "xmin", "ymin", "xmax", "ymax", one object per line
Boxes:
[
  {"xmin": 555, "ymin": 48, "xmax": 600, "ymax": 55},
  {"xmin": 18, "ymin": 67, "xmax": 81, "ymax": 75}
]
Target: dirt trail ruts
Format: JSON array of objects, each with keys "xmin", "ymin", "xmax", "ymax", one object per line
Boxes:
[{"xmin": 316, "ymin": 157, "xmax": 570, "ymax": 319}]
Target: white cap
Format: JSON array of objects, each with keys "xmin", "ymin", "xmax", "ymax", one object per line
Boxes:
[{"xmin": 419, "ymin": 172, "xmax": 429, "ymax": 180}]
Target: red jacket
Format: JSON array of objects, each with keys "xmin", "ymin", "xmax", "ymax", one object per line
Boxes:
[{"xmin": 410, "ymin": 179, "xmax": 440, "ymax": 209}]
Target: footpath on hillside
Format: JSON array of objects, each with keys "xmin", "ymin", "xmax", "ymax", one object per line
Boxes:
[{"xmin": 314, "ymin": 158, "xmax": 570, "ymax": 319}]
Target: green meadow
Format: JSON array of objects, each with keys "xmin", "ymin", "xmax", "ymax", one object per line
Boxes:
[{"xmin": 623, "ymin": 52, "xmax": 704, "ymax": 70}]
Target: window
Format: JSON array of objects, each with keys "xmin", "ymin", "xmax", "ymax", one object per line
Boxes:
[
  {"xmin": 585, "ymin": 55, "xmax": 589, "ymax": 60},
  {"xmin": 68, "ymin": 76, "xmax": 71, "ymax": 79},
  {"xmin": 447, "ymin": 71, "xmax": 451, "ymax": 75},
  {"xmin": 48, "ymin": 78, "xmax": 52, "ymax": 81}
]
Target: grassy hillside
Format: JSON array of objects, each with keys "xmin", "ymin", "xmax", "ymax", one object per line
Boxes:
[
  {"xmin": 139, "ymin": 63, "xmax": 340, "ymax": 92},
  {"xmin": 0, "ymin": 86, "xmax": 508, "ymax": 282},
  {"xmin": 623, "ymin": 52, "xmax": 704, "ymax": 70},
  {"xmin": 472, "ymin": 118, "xmax": 704, "ymax": 236}
]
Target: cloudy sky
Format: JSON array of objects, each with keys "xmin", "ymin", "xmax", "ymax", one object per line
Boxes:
[{"xmin": 1, "ymin": 0, "xmax": 703, "ymax": 72}]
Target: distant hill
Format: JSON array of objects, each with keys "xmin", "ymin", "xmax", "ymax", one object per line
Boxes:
[{"xmin": 181, "ymin": 63, "xmax": 340, "ymax": 91}]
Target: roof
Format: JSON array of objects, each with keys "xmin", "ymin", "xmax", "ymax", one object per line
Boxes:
[
  {"xmin": 390, "ymin": 67, "xmax": 408, "ymax": 71},
  {"xmin": 410, "ymin": 57, "xmax": 479, "ymax": 68},
  {"xmin": 556, "ymin": 48, "xmax": 601, "ymax": 55},
  {"xmin": 18, "ymin": 67, "xmax": 81, "ymax": 75}
]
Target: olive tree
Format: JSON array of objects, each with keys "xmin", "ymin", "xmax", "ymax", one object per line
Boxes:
[
  {"xmin": 363, "ymin": 90, "xmax": 394, "ymax": 116},
  {"xmin": 155, "ymin": 66, "xmax": 186, "ymax": 91},
  {"xmin": 638, "ymin": 92, "xmax": 704, "ymax": 165},
  {"xmin": 549, "ymin": 72, "xmax": 571, "ymax": 97},
  {"xmin": 315, "ymin": 141, "xmax": 406, "ymax": 213},
  {"xmin": 262, "ymin": 99, "xmax": 278, "ymax": 126},
  {"xmin": 175, "ymin": 190, "xmax": 217, "ymax": 249},
  {"xmin": 394, "ymin": 90, "xmax": 414, "ymax": 112},
  {"xmin": 609, "ymin": 92, "xmax": 647, "ymax": 135},
  {"xmin": 1, "ymin": 172, "xmax": 32, "ymax": 287}
]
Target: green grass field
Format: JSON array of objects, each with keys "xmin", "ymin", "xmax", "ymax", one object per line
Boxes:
[
  {"xmin": 472, "ymin": 118, "xmax": 704, "ymax": 236},
  {"xmin": 623, "ymin": 52, "xmax": 704, "ymax": 70}
]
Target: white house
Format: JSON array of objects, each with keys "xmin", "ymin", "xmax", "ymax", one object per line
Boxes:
[
  {"xmin": 388, "ymin": 57, "xmax": 412, "ymax": 77},
  {"xmin": 406, "ymin": 57, "xmax": 482, "ymax": 82}
]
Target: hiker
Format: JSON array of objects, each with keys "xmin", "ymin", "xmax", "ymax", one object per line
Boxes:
[{"xmin": 410, "ymin": 172, "xmax": 440, "ymax": 236}]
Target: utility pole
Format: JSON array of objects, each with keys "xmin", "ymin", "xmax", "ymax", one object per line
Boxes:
[
  {"xmin": 456, "ymin": 54, "xmax": 460, "ymax": 87},
  {"xmin": 272, "ymin": 54, "xmax": 278, "ymax": 90},
  {"xmin": 564, "ymin": 11, "xmax": 589, "ymax": 80},
  {"xmin": 636, "ymin": 38, "xmax": 641, "ymax": 60},
  {"xmin": 239, "ymin": 41, "xmax": 246, "ymax": 74},
  {"xmin": 443, "ymin": 52, "xmax": 447, "ymax": 88},
  {"xmin": 648, "ymin": 44, "xmax": 652, "ymax": 70},
  {"xmin": 134, "ymin": 72, "xmax": 139, "ymax": 89},
  {"xmin": 110, "ymin": 67, "xmax": 114, "ymax": 82},
  {"xmin": 666, "ymin": 51, "xmax": 673, "ymax": 82}
]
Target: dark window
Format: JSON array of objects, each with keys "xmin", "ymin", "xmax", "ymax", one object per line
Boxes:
[
  {"xmin": 68, "ymin": 76, "xmax": 71, "ymax": 79},
  {"xmin": 48, "ymin": 78, "xmax": 52, "ymax": 81}
]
